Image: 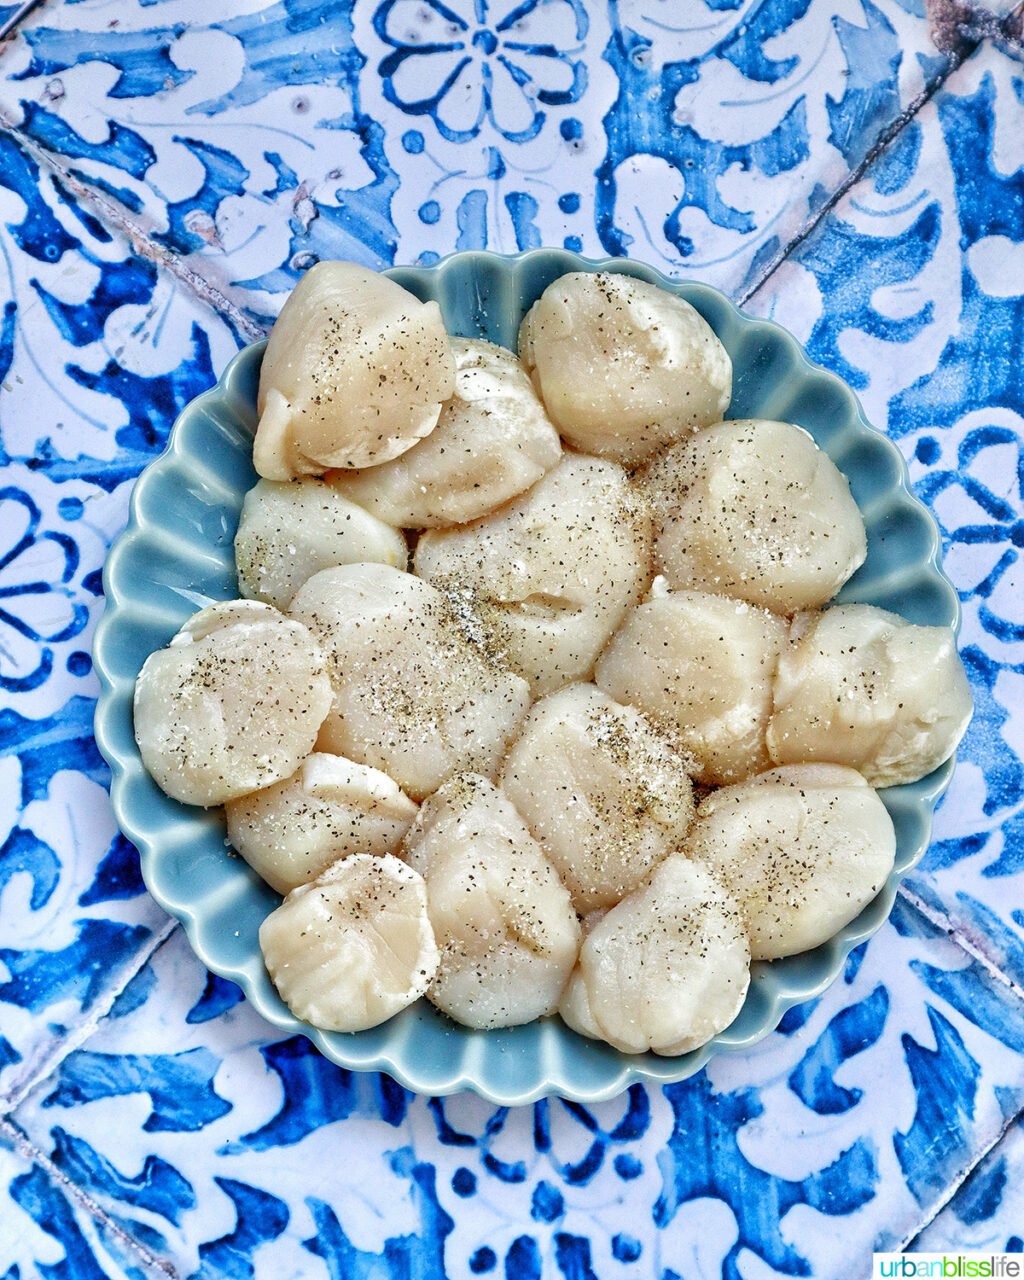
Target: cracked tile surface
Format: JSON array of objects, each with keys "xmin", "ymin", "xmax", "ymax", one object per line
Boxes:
[{"xmin": 0, "ymin": 3, "xmax": 1022, "ymax": 1276}]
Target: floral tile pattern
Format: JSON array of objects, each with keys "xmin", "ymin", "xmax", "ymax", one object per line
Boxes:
[
  {"xmin": 7, "ymin": 897, "xmax": 1024, "ymax": 1279},
  {"xmin": 0, "ymin": 1, "xmax": 1023, "ymax": 1276},
  {"xmin": 0, "ymin": 0, "xmax": 967, "ymax": 320},
  {"xmin": 0, "ymin": 126, "xmax": 240, "ymax": 1103},
  {"xmin": 745, "ymin": 39, "xmax": 1024, "ymax": 992}
]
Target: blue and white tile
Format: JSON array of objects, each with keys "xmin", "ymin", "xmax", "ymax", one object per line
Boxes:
[
  {"xmin": 7, "ymin": 896, "xmax": 1024, "ymax": 1278},
  {"xmin": 351, "ymin": 0, "xmax": 620, "ymax": 265},
  {"xmin": 0, "ymin": 1128, "xmax": 169, "ymax": 1280},
  {"xmin": 0, "ymin": 124, "xmax": 239, "ymax": 719},
  {"xmin": 1, "ymin": 469, "xmax": 131, "ymax": 721},
  {"xmin": 6, "ymin": 928, "xmax": 453, "ymax": 1278},
  {"xmin": 914, "ymin": 1116, "xmax": 1024, "ymax": 1253},
  {"xmin": 0, "ymin": 128, "xmax": 240, "ymax": 1106},
  {"xmin": 0, "ymin": 727, "xmax": 170, "ymax": 1107},
  {"xmin": 0, "ymin": 0, "xmax": 405, "ymax": 323},
  {"xmin": 0, "ymin": 129, "xmax": 242, "ymax": 477},
  {"xmin": 0, "ymin": 0, "xmax": 963, "ymax": 317},
  {"xmin": 745, "ymin": 39, "xmax": 1024, "ymax": 991},
  {"xmin": 0, "ymin": 3, "xmax": 1021, "ymax": 1273}
]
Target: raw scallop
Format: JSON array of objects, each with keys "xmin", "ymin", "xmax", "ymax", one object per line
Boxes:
[
  {"xmin": 767, "ymin": 604, "xmax": 973, "ymax": 786},
  {"xmin": 259, "ymin": 853, "xmax": 438, "ymax": 1032},
  {"xmin": 134, "ymin": 600, "xmax": 332, "ymax": 807},
  {"xmin": 559, "ymin": 855, "xmax": 750, "ymax": 1055},
  {"xmin": 401, "ymin": 774, "xmax": 580, "ymax": 1029},
  {"xmin": 686, "ymin": 764, "xmax": 896, "ymax": 959},
  {"xmin": 235, "ymin": 478, "xmax": 407, "ymax": 610},
  {"xmin": 254, "ymin": 261, "xmax": 455, "ymax": 478},
  {"xmin": 414, "ymin": 454, "xmax": 651, "ymax": 694},
  {"xmin": 640, "ymin": 419, "xmax": 867, "ymax": 613},
  {"xmin": 501, "ymin": 683, "xmax": 695, "ymax": 914},
  {"xmin": 594, "ymin": 587, "xmax": 786, "ymax": 784},
  {"xmin": 225, "ymin": 752, "xmax": 418, "ymax": 895},
  {"xmin": 518, "ymin": 271, "xmax": 731, "ymax": 465},
  {"xmin": 289, "ymin": 563, "xmax": 531, "ymax": 799},
  {"xmin": 330, "ymin": 338, "xmax": 561, "ymax": 527}
]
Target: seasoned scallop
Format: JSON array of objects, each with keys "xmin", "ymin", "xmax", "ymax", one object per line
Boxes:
[
  {"xmin": 225, "ymin": 752, "xmax": 418, "ymax": 895},
  {"xmin": 518, "ymin": 271, "xmax": 731, "ymax": 465},
  {"xmin": 134, "ymin": 600, "xmax": 332, "ymax": 807},
  {"xmin": 594, "ymin": 587, "xmax": 786, "ymax": 785},
  {"xmin": 330, "ymin": 338, "xmax": 561, "ymax": 527},
  {"xmin": 767, "ymin": 604, "xmax": 973, "ymax": 786},
  {"xmin": 254, "ymin": 261, "xmax": 455, "ymax": 479},
  {"xmin": 559, "ymin": 855, "xmax": 749, "ymax": 1056},
  {"xmin": 288, "ymin": 563, "xmax": 531, "ymax": 800},
  {"xmin": 414, "ymin": 454, "xmax": 652, "ymax": 694},
  {"xmin": 640, "ymin": 419, "xmax": 867, "ymax": 613},
  {"xmin": 686, "ymin": 765, "xmax": 896, "ymax": 960},
  {"xmin": 500, "ymin": 683, "xmax": 695, "ymax": 914},
  {"xmin": 235, "ymin": 478, "xmax": 407, "ymax": 610},
  {"xmin": 401, "ymin": 774, "xmax": 580, "ymax": 1029},
  {"xmin": 259, "ymin": 853, "xmax": 438, "ymax": 1033}
]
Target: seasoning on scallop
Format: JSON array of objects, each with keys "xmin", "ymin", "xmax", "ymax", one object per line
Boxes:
[
  {"xmin": 288, "ymin": 562, "xmax": 531, "ymax": 800},
  {"xmin": 500, "ymin": 682, "xmax": 696, "ymax": 914},
  {"xmin": 254, "ymin": 260, "xmax": 455, "ymax": 479},
  {"xmin": 235, "ymin": 477, "xmax": 408, "ymax": 610},
  {"xmin": 133, "ymin": 600, "xmax": 332, "ymax": 807},
  {"xmin": 225, "ymin": 752, "xmax": 418, "ymax": 895},
  {"xmin": 414, "ymin": 454, "xmax": 652, "ymax": 694},
  {"xmin": 400, "ymin": 773, "xmax": 581, "ymax": 1030},
  {"xmin": 259, "ymin": 854, "xmax": 439, "ymax": 1033},
  {"xmin": 517, "ymin": 271, "xmax": 732, "ymax": 466},
  {"xmin": 767, "ymin": 604, "xmax": 973, "ymax": 786},
  {"xmin": 330, "ymin": 338, "xmax": 562, "ymax": 528},
  {"xmin": 559, "ymin": 854, "xmax": 750, "ymax": 1056},
  {"xmin": 685, "ymin": 764, "xmax": 896, "ymax": 960},
  {"xmin": 594, "ymin": 586, "xmax": 786, "ymax": 785},
  {"xmin": 639, "ymin": 418, "xmax": 867, "ymax": 613}
]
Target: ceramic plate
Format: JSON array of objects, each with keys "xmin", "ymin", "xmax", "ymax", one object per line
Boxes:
[{"xmin": 93, "ymin": 249, "xmax": 959, "ymax": 1105}]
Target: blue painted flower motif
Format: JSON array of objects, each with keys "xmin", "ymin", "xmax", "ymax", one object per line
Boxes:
[
  {"xmin": 915, "ymin": 425, "xmax": 1024, "ymax": 643},
  {"xmin": 0, "ymin": 487, "xmax": 88, "ymax": 693},
  {"xmin": 375, "ymin": 0, "xmax": 588, "ymax": 143}
]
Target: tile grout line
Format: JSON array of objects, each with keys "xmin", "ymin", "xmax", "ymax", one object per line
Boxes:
[
  {"xmin": 900, "ymin": 1096, "xmax": 1024, "ymax": 1250},
  {"xmin": 0, "ymin": 919, "xmax": 200, "ymax": 1280},
  {"xmin": 886, "ymin": 873, "xmax": 1024, "ymax": 1240},
  {"xmin": 889, "ymin": 883, "xmax": 1024, "ymax": 1244},
  {"xmin": 0, "ymin": 0, "xmax": 45, "ymax": 43},
  {"xmin": 738, "ymin": 38, "xmax": 978, "ymax": 308},
  {"xmin": 898, "ymin": 883, "xmax": 1024, "ymax": 1006},
  {"xmin": 1, "ymin": 1113, "xmax": 180, "ymax": 1279},
  {"xmin": 1001, "ymin": 2, "xmax": 1024, "ymax": 49},
  {"xmin": 743, "ymin": 1, "xmax": 1024, "ymax": 308},
  {"xmin": 1, "ymin": 917, "xmax": 179, "ymax": 1119},
  {"xmin": 0, "ymin": 110, "xmax": 265, "ymax": 344}
]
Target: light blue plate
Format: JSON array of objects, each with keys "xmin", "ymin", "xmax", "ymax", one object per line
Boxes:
[{"xmin": 93, "ymin": 249, "xmax": 960, "ymax": 1105}]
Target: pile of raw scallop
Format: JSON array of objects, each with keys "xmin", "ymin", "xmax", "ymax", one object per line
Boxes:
[{"xmin": 133, "ymin": 261, "xmax": 972, "ymax": 1057}]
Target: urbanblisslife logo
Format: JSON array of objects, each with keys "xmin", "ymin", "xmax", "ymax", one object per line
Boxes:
[{"xmin": 873, "ymin": 1256, "xmax": 1023, "ymax": 1278}]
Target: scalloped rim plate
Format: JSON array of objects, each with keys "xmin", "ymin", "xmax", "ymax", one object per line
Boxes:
[{"xmin": 93, "ymin": 249, "xmax": 960, "ymax": 1105}]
